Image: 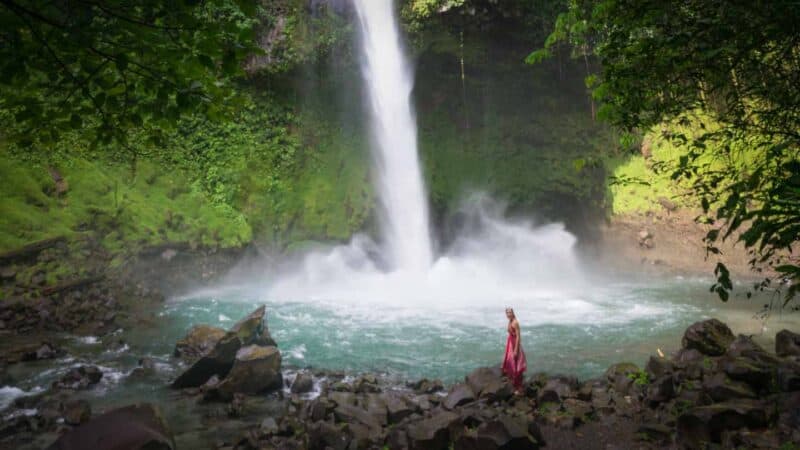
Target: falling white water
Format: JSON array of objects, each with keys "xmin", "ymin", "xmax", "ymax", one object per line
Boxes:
[{"xmin": 352, "ymin": 0, "xmax": 434, "ymax": 271}]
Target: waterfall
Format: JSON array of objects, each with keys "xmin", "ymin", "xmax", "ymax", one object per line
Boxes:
[{"xmin": 352, "ymin": 0, "xmax": 434, "ymax": 272}]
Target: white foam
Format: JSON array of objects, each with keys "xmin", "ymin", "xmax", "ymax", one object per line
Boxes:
[{"xmin": 0, "ymin": 386, "xmax": 44, "ymax": 411}]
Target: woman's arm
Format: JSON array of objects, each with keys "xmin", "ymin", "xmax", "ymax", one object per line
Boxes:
[{"xmin": 514, "ymin": 321, "xmax": 521, "ymax": 356}]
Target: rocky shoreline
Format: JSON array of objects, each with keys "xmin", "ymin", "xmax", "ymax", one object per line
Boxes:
[{"xmin": 2, "ymin": 303, "xmax": 797, "ymax": 450}]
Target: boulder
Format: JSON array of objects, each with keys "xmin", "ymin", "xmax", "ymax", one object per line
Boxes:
[
  {"xmin": 333, "ymin": 402, "xmax": 383, "ymax": 430},
  {"xmin": 727, "ymin": 334, "xmax": 768, "ymax": 358},
  {"xmin": 46, "ymin": 403, "xmax": 174, "ymax": 450},
  {"xmin": 407, "ymin": 410, "xmax": 460, "ymax": 450},
  {"xmin": 777, "ymin": 360, "xmax": 800, "ymax": 392},
  {"xmin": 410, "ymin": 378, "xmax": 444, "ymax": 394},
  {"xmin": 776, "ymin": 329, "xmax": 800, "ymax": 357},
  {"xmin": 385, "ymin": 393, "xmax": 415, "ymax": 423},
  {"xmin": 54, "ymin": 365, "xmax": 103, "ymax": 390},
  {"xmin": 173, "ymin": 324, "xmax": 226, "ymax": 359},
  {"xmin": 209, "ymin": 345, "xmax": 282, "ymax": 400},
  {"xmin": 637, "ymin": 423, "xmax": 672, "ymax": 444},
  {"xmin": 604, "ymin": 362, "xmax": 639, "ymax": 395},
  {"xmin": 717, "ymin": 355, "xmax": 773, "ymax": 390},
  {"xmin": 454, "ymin": 415, "xmax": 541, "ymax": 450},
  {"xmin": 537, "ymin": 376, "xmax": 578, "ymax": 403},
  {"xmin": 308, "ymin": 420, "xmax": 349, "ymax": 450},
  {"xmin": 676, "ymin": 399, "xmax": 770, "ymax": 448},
  {"xmin": 171, "ymin": 333, "xmax": 241, "ymax": 388},
  {"xmin": 645, "ymin": 375, "xmax": 675, "ymax": 405},
  {"xmin": 645, "ymin": 356, "xmax": 674, "ymax": 379},
  {"xmin": 290, "ymin": 372, "xmax": 313, "ymax": 394},
  {"xmin": 171, "ymin": 305, "xmax": 274, "ymax": 389},
  {"xmin": 702, "ymin": 372, "xmax": 756, "ymax": 401},
  {"xmin": 682, "ymin": 319, "xmax": 734, "ymax": 356},
  {"xmin": 465, "ymin": 366, "xmax": 513, "ymax": 401},
  {"xmin": 63, "ymin": 399, "xmax": 91, "ymax": 426},
  {"xmin": 443, "ymin": 383, "xmax": 475, "ymax": 410}
]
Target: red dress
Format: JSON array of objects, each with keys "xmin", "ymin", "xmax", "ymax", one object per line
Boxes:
[{"xmin": 502, "ymin": 323, "xmax": 527, "ymax": 390}]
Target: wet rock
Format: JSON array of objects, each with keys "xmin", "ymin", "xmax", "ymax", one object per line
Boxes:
[
  {"xmin": 682, "ymin": 319, "xmax": 734, "ymax": 356},
  {"xmin": 386, "ymin": 392, "xmax": 415, "ymax": 423},
  {"xmin": 605, "ymin": 362, "xmax": 639, "ymax": 395},
  {"xmin": 646, "ymin": 375, "xmax": 675, "ymax": 404},
  {"xmin": 776, "ymin": 329, "xmax": 800, "ymax": 357},
  {"xmin": 727, "ymin": 334, "xmax": 767, "ymax": 357},
  {"xmin": 229, "ymin": 305, "xmax": 276, "ymax": 347},
  {"xmin": 259, "ymin": 417, "xmax": 278, "ymax": 435},
  {"xmin": 443, "ymin": 383, "xmax": 475, "ymax": 410},
  {"xmin": 455, "ymin": 414, "xmax": 541, "ymax": 449},
  {"xmin": 333, "ymin": 401, "xmax": 382, "ymax": 430},
  {"xmin": 46, "ymin": 403, "xmax": 174, "ymax": 450},
  {"xmin": 637, "ymin": 423, "xmax": 672, "ymax": 444},
  {"xmin": 290, "ymin": 372, "xmax": 313, "ymax": 394},
  {"xmin": 172, "ymin": 305, "xmax": 273, "ymax": 389},
  {"xmin": 562, "ymin": 398, "xmax": 593, "ymax": 422},
  {"xmin": 307, "ymin": 420, "xmax": 348, "ymax": 450},
  {"xmin": 171, "ymin": 333, "xmax": 241, "ymax": 388},
  {"xmin": 465, "ymin": 366, "xmax": 513, "ymax": 401},
  {"xmin": 209, "ymin": 345, "xmax": 282, "ymax": 400},
  {"xmin": 702, "ymin": 372, "xmax": 756, "ymax": 401},
  {"xmin": 777, "ymin": 360, "xmax": 800, "ymax": 392},
  {"xmin": 638, "ymin": 229, "xmax": 654, "ymax": 249},
  {"xmin": 353, "ymin": 374, "xmax": 381, "ymax": 393},
  {"xmin": 537, "ymin": 376, "xmax": 578, "ymax": 403},
  {"xmin": 645, "ymin": 356, "xmax": 673, "ymax": 379},
  {"xmin": 717, "ymin": 355, "xmax": 773, "ymax": 390},
  {"xmin": 63, "ymin": 399, "xmax": 91, "ymax": 426},
  {"xmin": 54, "ymin": 365, "xmax": 103, "ymax": 390},
  {"xmin": 676, "ymin": 399, "xmax": 770, "ymax": 448},
  {"xmin": 174, "ymin": 324, "xmax": 226, "ymax": 359},
  {"xmin": 410, "ymin": 378, "xmax": 444, "ymax": 394},
  {"xmin": 407, "ymin": 410, "xmax": 460, "ymax": 450}
]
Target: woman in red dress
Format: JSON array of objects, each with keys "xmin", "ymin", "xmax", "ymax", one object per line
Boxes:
[{"xmin": 502, "ymin": 307, "xmax": 527, "ymax": 394}]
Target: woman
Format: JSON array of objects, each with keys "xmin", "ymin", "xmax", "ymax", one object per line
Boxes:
[{"xmin": 502, "ymin": 307, "xmax": 527, "ymax": 394}]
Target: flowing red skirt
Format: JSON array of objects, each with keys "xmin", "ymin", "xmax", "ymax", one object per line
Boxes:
[{"xmin": 502, "ymin": 333, "xmax": 527, "ymax": 390}]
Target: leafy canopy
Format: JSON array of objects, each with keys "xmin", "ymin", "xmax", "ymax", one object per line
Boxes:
[
  {"xmin": 530, "ymin": 0, "xmax": 800, "ymax": 307},
  {"xmin": 0, "ymin": 0, "xmax": 259, "ymax": 152}
]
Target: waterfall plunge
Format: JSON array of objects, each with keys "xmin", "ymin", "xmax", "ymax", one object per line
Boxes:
[
  {"xmin": 262, "ymin": 0, "xmax": 584, "ymax": 310},
  {"xmin": 352, "ymin": 0, "xmax": 434, "ymax": 272}
]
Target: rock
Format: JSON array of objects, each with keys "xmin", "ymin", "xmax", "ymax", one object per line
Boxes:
[
  {"xmin": 410, "ymin": 378, "xmax": 444, "ymax": 394},
  {"xmin": 333, "ymin": 402, "xmax": 382, "ymax": 430},
  {"xmin": 210, "ymin": 345, "xmax": 282, "ymax": 400},
  {"xmin": 63, "ymin": 399, "xmax": 91, "ymax": 426},
  {"xmin": 455, "ymin": 415, "xmax": 541, "ymax": 450},
  {"xmin": 646, "ymin": 375, "xmax": 675, "ymax": 404},
  {"xmin": 353, "ymin": 374, "xmax": 381, "ymax": 393},
  {"xmin": 776, "ymin": 329, "xmax": 800, "ymax": 357},
  {"xmin": 658, "ymin": 196, "xmax": 677, "ymax": 212},
  {"xmin": 637, "ymin": 423, "xmax": 672, "ymax": 443},
  {"xmin": 443, "ymin": 383, "xmax": 475, "ymax": 410},
  {"xmin": 645, "ymin": 356, "xmax": 673, "ymax": 379},
  {"xmin": 171, "ymin": 333, "xmax": 241, "ymax": 388},
  {"xmin": 465, "ymin": 366, "xmax": 513, "ymax": 401},
  {"xmin": 777, "ymin": 360, "xmax": 800, "ymax": 392},
  {"xmin": 702, "ymin": 372, "xmax": 756, "ymax": 401},
  {"xmin": 46, "ymin": 403, "xmax": 174, "ymax": 450},
  {"xmin": 229, "ymin": 305, "xmax": 276, "ymax": 347},
  {"xmin": 717, "ymin": 355, "xmax": 773, "ymax": 390},
  {"xmin": 562, "ymin": 398, "xmax": 592, "ymax": 422},
  {"xmin": 54, "ymin": 366, "xmax": 103, "ymax": 390},
  {"xmin": 727, "ymin": 334, "xmax": 768, "ymax": 357},
  {"xmin": 407, "ymin": 410, "xmax": 460, "ymax": 450},
  {"xmin": 385, "ymin": 392, "xmax": 415, "ymax": 423},
  {"xmin": 259, "ymin": 417, "xmax": 278, "ymax": 435},
  {"xmin": 682, "ymin": 319, "xmax": 734, "ymax": 356},
  {"xmin": 537, "ymin": 376, "xmax": 577, "ymax": 403},
  {"xmin": 172, "ymin": 305, "xmax": 275, "ymax": 389},
  {"xmin": 605, "ymin": 362, "xmax": 639, "ymax": 394},
  {"xmin": 290, "ymin": 372, "xmax": 313, "ymax": 394},
  {"xmin": 307, "ymin": 420, "xmax": 349, "ymax": 450},
  {"xmin": 174, "ymin": 324, "xmax": 226, "ymax": 359},
  {"xmin": 36, "ymin": 343, "xmax": 59, "ymax": 360},
  {"xmin": 676, "ymin": 399, "xmax": 770, "ymax": 448}
]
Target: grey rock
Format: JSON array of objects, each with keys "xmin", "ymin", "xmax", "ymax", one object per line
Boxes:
[
  {"xmin": 682, "ymin": 319, "xmax": 734, "ymax": 356},
  {"xmin": 776, "ymin": 329, "xmax": 800, "ymax": 357}
]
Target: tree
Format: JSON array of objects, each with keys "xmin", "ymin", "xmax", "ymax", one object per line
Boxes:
[
  {"xmin": 0, "ymin": 0, "xmax": 258, "ymax": 153},
  {"xmin": 530, "ymin": 0, "xmax": 800, "ymax": 308}
]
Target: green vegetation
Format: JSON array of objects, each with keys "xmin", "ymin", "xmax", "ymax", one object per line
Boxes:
[{"xmin": 532, "ymin": 0, "xmax": 800, "ymax": 307}]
